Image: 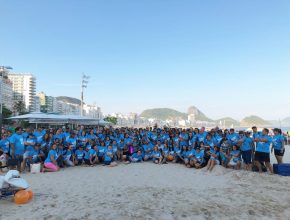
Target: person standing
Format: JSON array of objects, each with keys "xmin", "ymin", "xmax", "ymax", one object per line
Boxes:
[
  {"xmin": 254, "ymin": 128, "xmax": 273, "ymax": 174},
  {"xmin": 271, "ymin": 128, "xmax": 285, "ymax": 164}
]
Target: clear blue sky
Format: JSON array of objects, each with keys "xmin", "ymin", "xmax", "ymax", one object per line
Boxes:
[{"xmin": 1, "ymin": 0, "xmax": 290, "ymax": 120}]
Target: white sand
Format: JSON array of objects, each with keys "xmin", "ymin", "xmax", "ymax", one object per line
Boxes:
[{"xmin": 1, "ymin": 162, "xmax": 290, "ymax": 220}]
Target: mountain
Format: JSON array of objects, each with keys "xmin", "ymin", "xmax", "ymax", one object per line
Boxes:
[
  {"xmin": 240, "ymin": 115, "xmax": 271, "ymax": 127},
  {"xmin": 140, "ymin": 108, "xmax": 187, "ymax": 121},
  {"xmin": 282, "ymin": 117, "xmax": 290, "ymax": 126},
  {"xmin": 188, "ymin": 106, "xmax": 214, "ymax": 122},
  {"xmin": 215, "ymin": 117, "xmax": 240, "ymax": 127},
  {"xmin": 140, "ymin": 106, "xmax": 214, "ymax": 122},
  {"xmin": 56, "ymin": 96, "xmax": 81, "ymax": 105}
]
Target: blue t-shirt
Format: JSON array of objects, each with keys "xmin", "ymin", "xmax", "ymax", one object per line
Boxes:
[
  {"xmin": 98, "ymin": 146, "xmax": 106, "ymax": 156},
  {"xmin": 64, "ymin": 149, "xmax": 73, "ymax": 161},
  {"xmin": 45, "ymin": 149, "xmax": 58, "ymax": 163},
  {"xmin": 197, "ymin": 132, "xmax": 208, "ymax": 143},
  {"xmin": 131, "ymin": 153, "xmax": 143, "ymax": 162},
  {"xmin": 230, "ymin": 150, "xmax": 241, "ymax": 162},
  {"xmin": 240, "ymin": 137, "xmax": 253, "ymax": 152},
  {"xmin": 272, "ymin": 135, "xmax": 284, "ymax": 150},
  {"xmin": 75, "ymin": 150, "xmax": 85, "ymax": 160},
  {"xmin": 256, "ymin": 135, "xmax": 272, "ymax": 153},
  {"xmin": 104, "ymin": 149, "xmax": 113, "ymax": 162},
  {"xmin": 84, "ymin": 149, "xmax": 97, "ymax": 160},
  {"xmin": 25, "ymin": 138, "xmax": 35, "ymax": 153},
  {"xmin": 152, "ymin": 150, "xmax": 161, "ymax": 158},
  {"xmin": 195, "ymin": 150, "xmax": 204, "ymax": 162},
  {"xmin": 10, "ymin": 133, "xmax": 25, "ymax": 156},
  {"xmin": 0, "ymin": 139, "xmax": 10, "ymax": 154},
  {"xmin": 33, "ymin": 131, "xmax": 44, "ymax": 144}
]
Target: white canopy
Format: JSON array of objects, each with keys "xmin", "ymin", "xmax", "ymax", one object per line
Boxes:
[{"xmin": 7, "ymin": 112, "xmax": 112, "ymax": 126}]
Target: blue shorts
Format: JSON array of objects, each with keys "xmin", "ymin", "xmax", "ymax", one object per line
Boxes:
[{"xmin": 242, "ymin": 150, "xmax": 252, "ymax": 165}]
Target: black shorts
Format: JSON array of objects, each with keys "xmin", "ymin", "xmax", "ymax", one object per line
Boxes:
[
  {"xmin": 254, "ymin": 151, "xmax": 270, "ymax": 163},
  {"xmin": 242, "ymin": 150, "xmax": 252, "ymax": 165},
  {"xmin": 274, "ymin": 149, "xmax": 285, "ymax": 157}
]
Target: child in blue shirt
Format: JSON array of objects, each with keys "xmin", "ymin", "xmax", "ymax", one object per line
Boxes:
[
  {"xmin": 228, "ymin": 145, "xmax": 241, "ymax": 170},
  {"xmin": 206, "ymin": 146, "xmax": 220, "ymax": 171}
]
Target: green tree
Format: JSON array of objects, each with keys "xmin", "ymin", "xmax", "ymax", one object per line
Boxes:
[{"xmin": 104, "ymin": 116, "xmax": 118, "ymax": 125}]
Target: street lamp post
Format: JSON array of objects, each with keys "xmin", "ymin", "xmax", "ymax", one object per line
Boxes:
[
  {"xmin": 0, "ymin": 66, "xmax": 13, "ymax": 135},
  {"xmin": 81, "ymin": 73, "xmax": 89, "ymax": 116}
]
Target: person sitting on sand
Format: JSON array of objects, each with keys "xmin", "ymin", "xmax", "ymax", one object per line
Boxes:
[
  {"xmin": 152, "ymin": 146, "xmax": 162, "ymax": 164},
  {"xmin": 43, "ymin": 144, "xmax": 60, "ymax": 172},
  {"xmin": 104, "ymin": 145, "xmax": 117, "ymax": 167},
  {"xmin": 228, "ymin": 145, "xmax": 241, "ymax": 170},
  {"xmin": 64, "ymin": 145, "xmax": 74, "ymax": 167},
  {"xmin": 207, "ymin": 146, "xmax": 220, "ymax": 171},
  {"xmin": 191, "ymin": 147, "xmax": 204, "ymax": 169},
  {"xmin": 219, "ymin": 138, "xmax": 231, "ymax": 168},
  {"xmin": 75, "ymin": 145, "xmax": 85, "ymax": 166},
  {"xmin": 97, "ymin": 142, "xmax": 107, "ymax": 163},
  {"xmin": 84, "ymin": 145, "xmax": 97, "ymax": 166},
  {"xmin": 128, "ymin": 150, "xmax": 143, "ymax": 163},
  {"xmin": 143, "ymin": 140, "xmax": 153, "ymax": 161}
]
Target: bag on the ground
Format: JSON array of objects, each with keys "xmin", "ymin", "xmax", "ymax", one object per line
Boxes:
[{"xmin": 30, "ymin": 163, "xmax": 41, "ymax": 173}]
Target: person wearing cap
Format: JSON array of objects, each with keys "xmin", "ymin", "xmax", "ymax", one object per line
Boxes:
[
  {"xmin": 271, "ymin": 128, "xmax": 285, "ymax": 164},
  {"xmin": 254, "ymin": 128, "xmax": 273, "ymax": 174}
]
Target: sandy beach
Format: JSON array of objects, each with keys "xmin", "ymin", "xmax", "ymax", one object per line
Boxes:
[{"xmin": 1, "ymin": 161, "xmax": 290, "ymax": 220}]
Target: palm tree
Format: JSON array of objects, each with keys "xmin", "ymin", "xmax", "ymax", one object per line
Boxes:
[{"xmin": 13, "ymin": 101, "xmax": 26, "ymax": 115}]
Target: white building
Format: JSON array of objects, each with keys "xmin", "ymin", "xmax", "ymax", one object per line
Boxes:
[
  {"xmin": 56, "ymin": 100, "xmax": 80, "ymax": 115},
  {"xmin": 83, "ymin": 104, "xmax": 103, "ymax": 119},
  {"xmin": 0, "ymin": 72, "xmax": 13, "ymax": 111},
  {"xmin": 8, "ymin": 73, "xmax": 36, "ymax": 112}
]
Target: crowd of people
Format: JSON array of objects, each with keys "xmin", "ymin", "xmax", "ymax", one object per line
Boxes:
[{"xmin": 0, "ymin": 125, "xmax": 287, "ymax": 174}]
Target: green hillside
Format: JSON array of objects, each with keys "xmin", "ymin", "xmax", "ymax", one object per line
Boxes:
[
  {"xmin": 240, "ymin": 115, "xmax": 271, "ymax": 126},
  {"xmin": 140, "ymin": 108, "xmax": 187, "ymax": 120},
  {"xmin": 56, "ymin": 96, "xmax": 81, "ymax": 105},
  {"xmin": 215, "ymin": 117, "xmax": 240, "ymax": 127}
]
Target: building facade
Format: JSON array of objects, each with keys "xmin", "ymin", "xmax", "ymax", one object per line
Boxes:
[
  {"xmin": 0, "ymin": 72, "xmax": 14, "ymax": 111},
  {"xmin": 8, "ymin": 73, "xmax": 36, "ymax": 112}
]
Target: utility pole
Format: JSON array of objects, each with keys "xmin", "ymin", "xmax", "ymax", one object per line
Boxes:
[{"xmin": 80, "ymin": 73, "xmax": 89, "ymax": 116}]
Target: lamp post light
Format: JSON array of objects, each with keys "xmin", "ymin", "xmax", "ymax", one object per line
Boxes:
[
  {"xmin": 80, "ymin": 73, "xmax": 89, "ymax": 116},
  {"xmin": 0, "ymin": 66, "xmax": 13, "ymax": 134}
]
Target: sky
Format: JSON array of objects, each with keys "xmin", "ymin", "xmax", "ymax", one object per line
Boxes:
[{"xmin": 1, "ymin": 0, "xmax": 290, "ymax": 120}]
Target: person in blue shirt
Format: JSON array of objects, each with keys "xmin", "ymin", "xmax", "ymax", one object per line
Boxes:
[
  {"xmin": 10, "ymin": 127, "xmax": 26, "ymax": 172},
  {"xmin": 143, "ymin": 141, "xmax": 153, "ymax": 161},
  {"xmin": 271, "ymin": 128, "xmax": 285, "ymax": 164},
  {"xmin": 43, "ymin": 144, "xmax": 60, "ymax": 172},
  {"xmin": 128, "ymin": 150, "xmax": 143, "ymax": 163},
  {"xmin": 66, "ymin": 133, "xmax": 78, "ymax": 152},
  {"xmin": 254, "ymin": 128, "xmax": 273, "ymax": 174},
  {"xmin": 84, "ymin": 145, "xmax": 97, "ymax": 166},
  {"xmin": 98, "ymin": 142, "xmax": 107, "ymax": 162},
  {"xmin": 0, "ymin": 133, "xmax": 10, "ymax": 155},
  {"xmin": 191, "ymin": 147, "xmax": 204, "ymax": 169},
  {"xmin": 197, "ymin": 127, "xmax": 207, "ymax": 144},
  {"xmin": 152, "ymin": 146, "xmax": 162, "ymax": 164},
  {"xmin": 237, "ymin": 131, "xmax": 254, "ymax": 171},
  {"xmin": 204, "ymin": 134, "xmax": 215, "ymax": 150},
  {"xmin": 75, "ymin": 145, "xmax": 85, "ymax": 166},
  {"xmin": 104, "ymin": 145, "xmax": 117, "ymax": 167},
  {"xmin": 26, "ymin": 144, "xmax": 45, "ymax": 171},
  {"xmin": 64, "ymin": 145, "xmax": 75, "ymax": 167},
  {"xmin": 206, "ymin": 146, "xmax": 220, "ymax": 172},
  {"xmin": 228, "ymin": 145, "xmax": 241, "ymax": 170}
]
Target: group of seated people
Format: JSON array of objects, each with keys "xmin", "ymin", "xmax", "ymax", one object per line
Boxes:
[{"xmin": 0, "ymin": 125, "xmax": 286, "ymax": 174}]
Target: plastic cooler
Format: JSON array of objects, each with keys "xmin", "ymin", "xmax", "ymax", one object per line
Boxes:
[{"xmin": 273, "ymin": 164, "xmax": 290, "ymax": 176}]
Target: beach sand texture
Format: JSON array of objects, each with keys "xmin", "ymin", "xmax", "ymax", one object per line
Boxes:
[{"xmin": 1, "ymin": 163, "xmax": 290, "ymax": 220}]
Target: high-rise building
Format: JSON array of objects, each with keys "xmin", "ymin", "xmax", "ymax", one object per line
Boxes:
[
  {"xmin": 8, "ymin": 73, "xmax": 36, "ymax": 112},
  {"xmin": 0, "ymin": 71, "xmax": 13, "ymax": 111},
  {"xmin": 37, "ymin": 92, "xmax": 58, "ymax": 113},
  {"xmin": 83, "ymin": 104, "xmax": 103, "ymax": 119}
]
